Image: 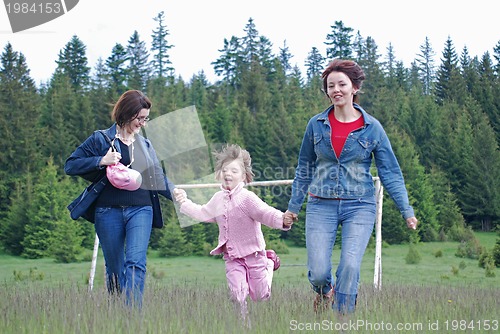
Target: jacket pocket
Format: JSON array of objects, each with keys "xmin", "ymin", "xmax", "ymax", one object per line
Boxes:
[
  {"xmin": 357, "ymin": 138, "xmax": 377, "ymax": 159},
  {"xmin": 313, "ymin": 133, "xmax": 328, "ymax": 157}
]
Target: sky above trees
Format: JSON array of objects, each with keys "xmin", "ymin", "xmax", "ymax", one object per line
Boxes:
[{"xmin": 0, "ymin": 0, "xmax": 498, "ymax": 85}]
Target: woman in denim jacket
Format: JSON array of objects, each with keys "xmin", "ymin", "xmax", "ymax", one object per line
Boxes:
[
  {"xmin": 285, "ymin": 59, "xmax": 418, "ymax": 314},
  {"xmin": 65, "ymin": 90, "xmax": 174, "ymax": 307}
]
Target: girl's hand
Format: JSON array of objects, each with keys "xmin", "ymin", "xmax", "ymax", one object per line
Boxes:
[
  {"xmin": 173, "ymin": 188, "xmax": 187, "ymax": 204},
  {"xmin": 283, "ymin": 210, "xmax": 298, "ymax": 228}
]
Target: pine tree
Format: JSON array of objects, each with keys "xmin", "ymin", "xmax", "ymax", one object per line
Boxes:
[
  {"xmin": 460, "ymin": 101, "xmax": 500, "ymax": 230},
  {"xmin": 105, "ymin": 43, "xmax": 129, "ymax": 94},
  {"xmin": 357, "ymin": 36, "xmax": 383, "ymax": 111},
  {"xmin": 427, "ymin": 167, "xmax": 466, "ymax": 237},
  {"xmin": 305, "ymin": 47, "xmax": 325, "ymax": 81},
  {"xmin": 151, "ymin": 11, "xmax": 174, "ymax": 78},
  {"xmin": 324, "ymin": 20, "xmax": 353, "ymax": 60},
  {"xmin": 212, "ymin": 36, "xmax": 241, "ymax": 90},
  {"xmin": 0, "ymin": 43, "xmax": 43, "ymax": 179},
  {"xmin": 0, "ymin": 176, "xmax": 33, "ymax": 255},
  {"xmin": 55, "ymin": 35, "xmax": 90, "ymax": 92},
  {"xmin": 22, "ymin": 158, "xmax": 74, "ymax": 259},
  {"xmin": 278, "ymin": 40, "xmax": 293, "ymax": 75},
  {"xmin": 49, "ymin": 217, "xmax": 84, "ymax": 263},
  {"xmin": 415, "ymin": 37, "xmax": 436, "ymax": 95},
  {"xmin": 476, "ymin": 53, "xmax": 500, "ymax": 143},
  {"xmin": 240, "ymin": 17, "xmax": 260, "ymax": 66},
  {"xmin": 40, "ymin": 73, "xmax": 93, "ymax": 167},
  {"xmin": 126, "ymin": 30, "xmax": 151, "ymax": 90},
  {"xmin": 158, "ymin": 222, "xmax": 188, "ymax": 257},
  {"xmin": 435, "ymin": 36, "xmax": 466, "ymax": 104},
  {"xmin": 183, "ymin": 223, "xmax": 207, "ymax": 256}
]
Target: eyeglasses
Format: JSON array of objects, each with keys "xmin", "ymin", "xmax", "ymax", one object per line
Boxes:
[{"xmin": 135, "ymin": 116, "xmax": 150, "ymax": 123}]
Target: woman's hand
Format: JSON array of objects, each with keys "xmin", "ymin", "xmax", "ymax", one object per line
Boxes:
[
  {"xmin": 406, "ymin": 217, "xmax": 418, "ymax": 230},
  {"xmin": 173, "ymin": 188, "xmax": 187, "ymax": 204},
  {"xmin": 100, "ymin": 147, "xmax": 121, "ymax": 166}
]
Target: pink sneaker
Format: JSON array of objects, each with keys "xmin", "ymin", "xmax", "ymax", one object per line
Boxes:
[{"xmin": 266, "ymin": 249, "xmax": 280, "ymax": 271}]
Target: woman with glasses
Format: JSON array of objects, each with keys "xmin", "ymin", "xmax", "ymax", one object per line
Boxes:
[{"xmin": 65, "ymin": 89, "xmax": 175, "ymax": 308}]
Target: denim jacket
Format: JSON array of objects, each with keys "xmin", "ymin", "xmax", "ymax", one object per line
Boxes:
[
  {"xmin": 288, "ymin": 104, "xmax": 414, "ymax": 219},
  {"xmin": 64, "ymin": 124, "xmax": 174, "ymax": 228}
]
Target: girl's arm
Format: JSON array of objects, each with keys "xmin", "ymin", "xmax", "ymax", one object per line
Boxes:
[
  {"xmin": 244, "ymin": 191, "xmax": 291, "ymax": 231},
  {"xmin": 174, "ymin": 188, "xmax": 219, "ymax": 223}
]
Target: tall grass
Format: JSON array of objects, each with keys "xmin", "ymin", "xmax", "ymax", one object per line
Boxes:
[
  {"xmin": 1, "ymin": 233, "xmax": 498, "ymax": 333},
  {"xmin": 1, "ymin": 280, "xmax": 498, "ymax": 333}
]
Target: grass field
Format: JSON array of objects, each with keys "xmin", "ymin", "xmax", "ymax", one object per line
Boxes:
[{"xmin": 0, "ymin": 232, "xmax": 498, "ymax": 333}]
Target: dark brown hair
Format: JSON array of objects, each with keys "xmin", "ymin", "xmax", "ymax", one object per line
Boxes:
[
  {"xmin": 112, "ymin": 90, "xmax": 152, "ymax": 127},
  {"xmin": 214, "ymin": 144, "xmax": 254, "ymax": 183},
  {"xmin": 321, "ymin": 59, "xmax": 366, "ymax": 103}
]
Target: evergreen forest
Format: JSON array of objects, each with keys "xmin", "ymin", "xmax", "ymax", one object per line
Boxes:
[{"xmin": 0, "ymin": 13, "xmax": 499, "ymax": 263}]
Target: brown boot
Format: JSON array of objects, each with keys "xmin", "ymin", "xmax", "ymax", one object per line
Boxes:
[{"xmin": 313, "ymin": 285, "xmax": 334, "ymax": 312}]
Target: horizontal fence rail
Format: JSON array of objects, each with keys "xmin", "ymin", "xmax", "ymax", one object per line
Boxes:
[{"xmin": 89, "ymin": 177, "xmax": 384, "ymax": 290}]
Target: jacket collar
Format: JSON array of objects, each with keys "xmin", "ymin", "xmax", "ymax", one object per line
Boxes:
[
  {"xmin": 104, "ymin": 123, "xmax": 118, "ymax": 138},
  {"xmin": 220, "ymin": 181, "xmax": 245, "ymax": 196},
  {"xmin": 318, "ymin": 103, "xmax": 373, "ymax": 126}
]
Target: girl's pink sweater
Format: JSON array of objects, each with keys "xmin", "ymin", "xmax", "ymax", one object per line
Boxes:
[{"xmin": 179, "ymin": 182, "xmax": 290, "ymax": 259}]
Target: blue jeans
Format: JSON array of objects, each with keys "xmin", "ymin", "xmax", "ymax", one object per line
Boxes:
[
  {"xmin": 94, "ymin": 206, "xmax": 153, "ymax": 307},
  {"xmin": 305, "ymin": 196, "xmax": 376, "ymax": 313}
]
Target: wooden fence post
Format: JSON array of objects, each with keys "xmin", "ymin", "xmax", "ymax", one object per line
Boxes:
[{"xmin": 373, "ymin": 177, "xmax": 384, "ymax": 290}]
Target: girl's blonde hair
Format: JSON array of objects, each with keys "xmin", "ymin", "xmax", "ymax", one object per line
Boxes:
[{"xmin": 214, "ymin": 144, "xmax": 254, "ymax": 183}]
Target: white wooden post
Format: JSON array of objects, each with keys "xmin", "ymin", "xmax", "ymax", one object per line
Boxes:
[
  {"xmin": 88, "ymin": 233, "xmax": 99, "ymax": 291},
  {"xmin": 373, "ymin": 177, "xmax": 384, "ymax": 290}
]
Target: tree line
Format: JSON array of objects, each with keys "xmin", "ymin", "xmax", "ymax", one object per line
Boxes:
[{"xmin": 0, "ymin": 12, "xmax": 499, "ymax": 262}]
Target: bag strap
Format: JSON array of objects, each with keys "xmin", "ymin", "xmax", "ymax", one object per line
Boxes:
[
  {"xmin": 98, "ymin": 130, "xmax": 116, "ymax": 149},
  {"xmin": 99, "ymin": 130, "xmax": 134, "ymax": 167}
]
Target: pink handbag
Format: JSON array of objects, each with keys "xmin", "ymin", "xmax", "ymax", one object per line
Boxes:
[{"xmin": 106, "ymin": 137, "xmax": 142, "ymax": 191}]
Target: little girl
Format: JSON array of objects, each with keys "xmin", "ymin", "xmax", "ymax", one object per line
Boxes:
[{"xmin": 173, "ymin": 144, "xmax": 293, "ymax": 322}]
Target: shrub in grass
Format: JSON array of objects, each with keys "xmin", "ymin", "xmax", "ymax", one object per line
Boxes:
[
  {"xmin": 446, "ymin": 222, "xmax": 468, "ymax": 242},
  {"xmin": 459, "ymin": 260, "xmax": 466, "ymax": 269},
  {"xmin": 434, "ymin": 250, "xmax": 443, "ymax": 258},
  {"xmin": 484, "ymin": 257, "xmax": 496, "ymax": 277},
  {"xmin": 13, "ymin": 268, "xmax": 44, "ymax": 281},
  {"xmin": 405, "ymin": 243, "xmax": 421, "ymax": 264},
  {"xmin": 455, "ymin": 228, "xmax": 484, "ymax": 259},
  {"xmin": 438, "ymin": 228, "xmax": 447, "ymax": 241},
  {"xmin": 451, "ymin": 265, "xmax": 459, "ymax": 276},
  {"xmin": 478, "ymin": 250, "xmax": 492, "ymax": 268},
  {"xmin": 493, "ymin": 235, "xmax": 500, "ymax": 267},
  {"xmin": 266, "ymin": 239, "xmax": 290, "ymax": 254},
  {"xmin": 479, "ymin": 251, "xmax": 497, "ymax": 277}
]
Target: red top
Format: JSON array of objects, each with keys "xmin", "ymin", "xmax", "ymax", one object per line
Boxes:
[{"xmin": 329, "ymin": 111, "xmax": 365, "ymax": 158}]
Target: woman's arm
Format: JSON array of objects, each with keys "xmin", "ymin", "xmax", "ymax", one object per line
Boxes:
[{"xmin": 64, "ymin": 131, "xmax": 109, "ymax": 178}]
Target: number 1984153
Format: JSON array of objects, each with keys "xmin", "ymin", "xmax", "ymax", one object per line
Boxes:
[{"xmin": 5, "ymin": 2, "xmax": 62, "ymax": 14}]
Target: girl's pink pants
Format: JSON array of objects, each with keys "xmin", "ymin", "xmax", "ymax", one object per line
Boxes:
[{"xmin": 223, "ymin": 250, "xmax": 274, "ymax": 311}]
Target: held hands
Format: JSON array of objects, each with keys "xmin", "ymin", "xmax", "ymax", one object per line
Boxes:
[
  {"xmin": 100, "ymin": 147, "xmax": 121, "ymax": 166},
  {"xmin": 283, "ymin": 210, "xmax": 298, "ymax": 228},
  {"xmin": 173, "ymin": 188, "xmax": 188, "ymax": 204},
  {"xmin": 406, "ymin": 217, "xmax": 418, "ymax": 230}
]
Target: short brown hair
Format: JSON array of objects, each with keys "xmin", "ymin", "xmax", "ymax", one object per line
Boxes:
[
  {"xmin": 112, "ymin": 90, "xmax": 152, "ymax": 127},
  {"xmin": 214, "ymin": 144, "xmax": 254, "ymax": 183},
  {"xmin": 321, "ymin": 59, "xmax": 365, "ymax": 103}
]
